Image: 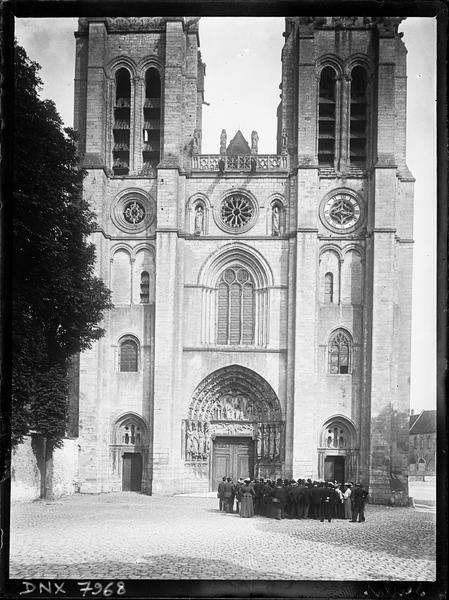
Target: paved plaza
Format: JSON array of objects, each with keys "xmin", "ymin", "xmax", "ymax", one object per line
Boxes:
[{"xmin": 9, "ymin": 491, "xmax": 435, "ymax": 581}]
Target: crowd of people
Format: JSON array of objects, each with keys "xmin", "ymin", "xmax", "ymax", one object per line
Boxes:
[{"xmin": 217, "ymin": 477, "xmax": 369, "ymax": 522}]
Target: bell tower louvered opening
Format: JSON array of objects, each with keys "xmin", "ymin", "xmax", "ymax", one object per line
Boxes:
[
  {"xmin": 318, "ymin": 67, "xmax": 336, "ymax": 166},
  {"xmin": 142, "ymin": 68, "xmax": 161, "ymax": 176},
  {"xmin": 113, "ymin": 68, "xmax": 131, "ymax": 175},
  {"xmin": 350, "ymin": 66, "xmax": 368, "ymax": 168}
]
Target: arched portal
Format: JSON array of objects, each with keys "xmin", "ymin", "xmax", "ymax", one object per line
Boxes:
[
  {"xmin": 110, "ymin": 413, "xmax": 150, "ymax": 492},
  {"xmin": 184, "ymin": 365, "xmax": 284, "ymax": 489},
  {"xmin": 318, "ymin": 415, "xmax": 359, "ymax": 484}
]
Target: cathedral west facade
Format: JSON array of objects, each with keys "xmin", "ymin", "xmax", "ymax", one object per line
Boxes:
[{"xmin": 73, "ymin": 16, "xmax": 414, "ymax": 503}]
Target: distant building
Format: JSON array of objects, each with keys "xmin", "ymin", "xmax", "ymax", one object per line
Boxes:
[{"xmin": 409, "ymin": 410, "xmax": 436, "ymax": 478}]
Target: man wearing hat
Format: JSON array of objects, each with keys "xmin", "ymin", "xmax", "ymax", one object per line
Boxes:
[
  {"xmin": 309, "ymin": 481, "xmax": 322, "ymax": 520},
  {"xmin": 217, "ymin": 476, "xmax": 226, "ymax": 511},
  {"xmin": 223, "ymin": 477, "xmax": 236, "ymax": 513},
  {"xmin": 351, "ymin": 482, "xmax": 368, "ymax": 522},
  {"xmin": 235, "ymin": 477, "xmax": 244, "ymax": 514},
  {"xmin": 269, "ymin": 478, "xmax": 289, "ymax": 520},
  {"xmin": 319, "ymin": 482, "xmax": 337, "ymax": 522}
]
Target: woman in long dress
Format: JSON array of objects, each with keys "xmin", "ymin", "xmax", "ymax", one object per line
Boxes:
[
  {"xmin": 342, "ymin": 484, "xmax": 352, "ymax": 520},
  {"xmin": 334, "ymin": 484, "xmax": 345, "ymax": 518},
  {"xmin": 239, "ymin": 478, "xmax": 255, "ymax": 518}
]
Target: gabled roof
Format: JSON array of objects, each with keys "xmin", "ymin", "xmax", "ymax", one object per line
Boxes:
[
  {"xmin": 227, "ymin": 130, "xmax": 251, "ymax": 155},
  {"xmin": 409, "ymin": 413, "xmax": 420, "ymax": 429},
  {"xmin": 409, "ymin": 410, "xmax": 436, "ymax": 435}
]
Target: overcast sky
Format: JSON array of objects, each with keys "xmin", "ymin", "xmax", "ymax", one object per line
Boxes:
[{"xmin": 14, "ymin": 17, "xmax": 437, "ymax": 412}]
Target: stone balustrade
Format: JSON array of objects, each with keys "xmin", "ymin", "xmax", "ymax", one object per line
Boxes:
[{"xmin": 192, "ymin": 154, "xmax": 289, "ymax": 172}]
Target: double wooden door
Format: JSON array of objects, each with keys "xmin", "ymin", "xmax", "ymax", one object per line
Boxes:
[
  {"xmin": 212, "ymin": 437, "xmax": 254, "ymax": 491},
  {"xmin": 324, "ymin": 456, "xmax": 345, "ymax": 484}
]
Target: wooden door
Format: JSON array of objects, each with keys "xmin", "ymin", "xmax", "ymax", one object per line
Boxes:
[
  {"xmin": 334, "ymin": 456, "xmax": 345, "ymax": 484},
  {"xmin": 122, "ymin": 453, "xmax": 142, "ymax": 491},
  {"xmin": 324, "ymin": 456, "xmax": 345, "ymax": 483},
  {"xmin": 324, "ymin": 456, "xmax": 334, "ymax": 482},
  {"xmin": 211, "ymin": 437, "xmax": 254, "ymax": 490}
]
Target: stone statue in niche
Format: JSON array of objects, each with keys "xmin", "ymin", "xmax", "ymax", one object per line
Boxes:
[
  {"xmin": 233, "ymin": 396, "xmax": 244, "ymax": 420},
  {"xmin": 251, "ymin": 130, "xmax": 259, "ymax": 154},
  {"xmin": 246, "ymin": 402, "xmax": 254, "ymax": 420},
  {"xmin": 192, "ymin": 129, "xmax": 201, "ymax": 154},
  {"xmin": 275, "ymin": 427, "xmax": 281, "ymax": 461},
  {"xmin": 197, "ymin": 422, "xmax": 204, "ymax": 453},
  {"xmin": 220, "ymin": 129, "xmax": 227, "ymax": 155},
  {"xmin": 281, "ymin": 128, "xmax": 288, "ymax": 154},
  {"xmin": 186, "ymin": 421, "xmax": 199, "ymax": 459},
  {"xmin": 256, "ymin": 427, "xmax": 263, "ymax": 460},
  {"xmin": 194, "ymin": 204, "xmax": 204, "ymax": 235},
  {"xmin": 272, "ymin": 205, "xmax": 281, "ymax": 236}
]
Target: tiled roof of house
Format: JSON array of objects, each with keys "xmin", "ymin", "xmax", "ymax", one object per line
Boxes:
[
  {"xmin": 409, "ymin": 413, "xmax": 420, "ymax": 429},
  {"xmin": 409, "ymin": 410, "xmax": 436, "ymax": 435}
]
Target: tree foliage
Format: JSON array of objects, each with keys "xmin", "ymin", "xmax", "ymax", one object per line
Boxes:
[{"xmin": 12, "ymin": 43, "xmax": 112, "ymax": 447}]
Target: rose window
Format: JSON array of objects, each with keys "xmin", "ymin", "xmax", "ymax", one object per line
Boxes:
[
  {"xmin": 329, "ymin": 198, "xmax": 356, "ymax": 227},
  {"xmin": 220, "ymin": 195, "xmax": 254, "ymax": 229},
  {"xmin": 123, "ymin": 201, "xmax": 145, "ymax": 224}
]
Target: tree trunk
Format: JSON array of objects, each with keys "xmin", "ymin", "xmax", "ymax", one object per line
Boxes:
[
  {"xmin": 31, "ymin": 434, "xmax": 54, "ymax": 499},
  {"xmin": 44, "ymin": 440, "xmax": 54, "ymax": 500}
]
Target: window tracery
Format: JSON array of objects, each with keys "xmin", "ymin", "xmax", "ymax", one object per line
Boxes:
[
  {"xmin": 328, "ymin": 329, "xmax": 352, "ymax": 374},
  {"xmin": 216, "ymin": 266, "xmax": 255, "ymax": 345}
]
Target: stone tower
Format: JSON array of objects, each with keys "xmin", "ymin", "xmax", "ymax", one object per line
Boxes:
[
  {"xmin": 278, "ymin": 17, "xmax": 414, "ymax": 503},
  {"xmin": 73, "ymin": 16, "xmax": 413, "ymax": 504}
]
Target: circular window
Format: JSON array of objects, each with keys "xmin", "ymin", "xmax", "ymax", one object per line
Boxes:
[
  {"xmin": 319, "ymin": 188, "xmax": 365, "ymax": 234},
  {"xmin": 214, "ymin": 192, "xmax": 258, "ymax": 234},
  {"xmin": 123, "ymin": 201, "xmax": 146, "ymax": 224},
  {"xmin": 111, "ymin": 189, "xmax": 155, "ymax": 233}
]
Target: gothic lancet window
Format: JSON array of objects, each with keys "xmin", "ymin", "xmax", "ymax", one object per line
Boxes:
[
  {"xmin": 113, "ymin": 68, "xmax": 131, "ymax": 175},
  {"xmin": 119, "ymin": 337, "xmax": 139, "ymax": 372},
  {"xmin": 318, "ymin": 67, "xmax": 337, "ymax": 166},
  {"xmin": 350, "ymin": 66, "xmax": 368, "ymax": 167},
  {"xmin": 328, "ymin": 329, "xmax": 352, "ymax": 374},
  {"xmin": 142, "ymin": 68, "xmax": 161, "ymax": 176},
  {"xmin": 216, "ymin": 266, "xmax": 255, "ymax": 345}
]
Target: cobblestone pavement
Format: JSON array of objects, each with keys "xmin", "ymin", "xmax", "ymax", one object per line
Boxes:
[{"xmin": 10, "ymin": 493, "xmax": 435, "ymax": 580}]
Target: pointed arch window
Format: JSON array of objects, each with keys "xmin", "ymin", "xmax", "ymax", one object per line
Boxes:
[
  {"xmin": 216, "ymin": 266, "xmax": 255, "ymax": 345},
  {"xmin": 113, "ymin": 68, "xmax": 131, "ymax": 175},
  {"xmin": 318, "ymin": 67, "xmax": 337, "ymax": 166},
  {"xmin": 328, "ymin": 329, "xmax": 352, "ymax": 374},
  {"xmin": 119, "ymin": 337, "xmax": 139, "ymax": 372},
  {"xmin": 324, "ymin": 272, "xmax": 334, "ymax": 303},
  {"xmin": 142, "ymin": 68, "xmax": 161, "ymax": 176}
]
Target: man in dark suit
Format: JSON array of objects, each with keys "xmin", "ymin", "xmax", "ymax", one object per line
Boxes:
[
  {"xmin": 309, "ymin": 482, "xmax": 322, "ymax": 520},
  {"xmin": 319, "ymin": 482, "xmax": 337, "ymax": 522},
  {"xmin": 223, "ymin": 477, "xmax": 236, "ymax": 513},
  {"xmin": 253, "ymin": 478, "xmax": 264, "ymax": 515},
  {"xmin": 217, "ymin": 476, "xmax": 226, "ymax": 511},
  {"xmin": 351, "ymin": 482, "xmax": 369, "ymax": 522},
  {"xmin": 270, "ymin": 478, "xmax": 289, "ymax": 520}
]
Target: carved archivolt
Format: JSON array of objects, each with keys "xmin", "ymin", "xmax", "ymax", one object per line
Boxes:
[
  {"xmin": 184, "ymin": 365, "xmax": 284, "ymax": 463},
  {"xmin": 188, "ymin": 365, "xmax": 281, "ymax": 422}
]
